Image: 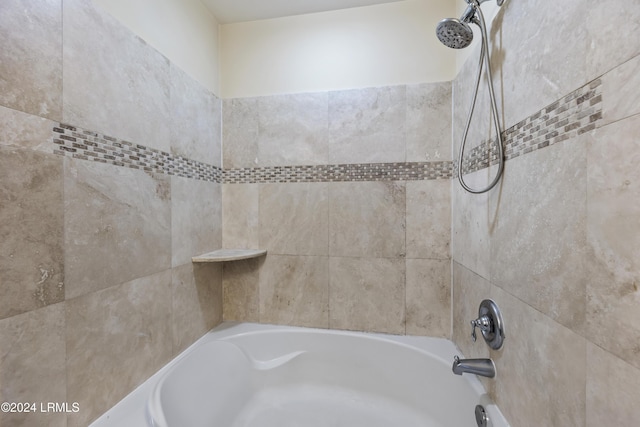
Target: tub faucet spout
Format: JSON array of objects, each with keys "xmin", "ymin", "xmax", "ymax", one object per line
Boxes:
[{"xmin": 452, "ymin": 355, "xmax": 495, "ymax": 378}]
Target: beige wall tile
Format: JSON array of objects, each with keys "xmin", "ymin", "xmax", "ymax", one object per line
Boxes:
[
  {"xmin": 452, "ymin": 262, "xmax": 491, "ymax": 360},
  {"xmin": 65, "ymin": 270, "xmax": 173, "ymax": 427},
  {"xmin": 586, "ymin": 2, "xmax": 640, "ymax": 81},
  {"xmin": 489, "ymin": 285, "xmax": 586, "ymax": 427},
  {"xmin": 222, "ymin": 98, "xmax": 259, "ymax": 169},
  {"xmin": 406, "ymin": 259, "xmax": 451, "ymax": 338},
  {"xmin": 489, "ymin": 138, "xmax": 588, "ymax": 333},
  {"xmin": 64, "ymin": 159, "xmax": 171, "ymax": 299},
  {"xmin": 452, "ymin": 55, "xmax": 478, "ymax": 155},
  {"xmin": 451, "ymin": 168, "xmax": 492, "ymax": 279},
  {"xmin": 62, "ymin": 0, "xmax": 171, "ymax": 152},
  {"xmin": 329, "ymin": 257, "xmax": 405, "ymax": 334},
  {"xmin": 222, "ymin": 183, "xmax": 260, "ymax": 249},
  {"xmin": 259, "ymin": 183, "xmax": 328, "ymax": 256},
  {"xmin": 329, "ymin": 86, "xmax": 406, "ymax": 164},
  {"xmin": 329, "ymin": 181, "xmax": 405, "ymax": 258},
  {"xmin": 494, "ymin": 0, "xmax": 589, "ymax": 128},
  {"xmin": 222, "ymin": 258, "xmax": 262, "ymax": 322},
  {"xmin": 258, "ymin": 93, "xmax": 329, "ymax": 166},
  {"xmin": 170, "ymin": 65, "xmax": 222, "ymax": 167},
  {"xmin": 171, "ymin": 263, "xmax": 223, "ymax": 355},
  {"xmin": 0, "ymin": 304, "xmax": 66, "ymax": 427},
  {"xmin": 1, "ymin": 0, "xmax": 230, "ymax": 424},
  {"xmin": 406, "ymin": 82, "xmax": 452, "ymax": 162},
  {"xmin": 406, "ymin": 180, "xmax": 451, "ymax": 260},
  {"xmin": 601, "ymin": 53, "xmax": 640, "ymax": 126},
  {"xmin": 0, "ymin": 147, "xmax": 64, "ymax": 319},
  {"xmin": 171, "ymin": 176, "xmax": 221, "ymax": 267},
  {"xmin": 0, "ymin": 106, "xmax": 55, "ymax": 152},
  {"xmin": 586, "ymin": 114, "xmax": 640, "ymax": 369},
  {"xmin": 0, "ymin": 0, "xmax": 62, "ymax": 121},
  {"xmin": 586, "ymin": 343, "xmax": 640, "ymax": 427},
  {"xmin": 452, "ymin": 53, "xmax": 498, "ymax": 157},
  {"xmin": 259, "ymin": 255, "xmax": 329, "ymax": 328}
]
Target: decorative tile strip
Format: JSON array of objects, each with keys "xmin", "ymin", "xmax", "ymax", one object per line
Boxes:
[
  {"xmin": 458, "ymin": 78, "xmax": 603, "ymax": 175},
  {"xmin": 223, "ymin": 161, "xmax": 453, "ymax": 184},
  {"xmin": 51, "ymin": 123, "xmax": 222, "ymax": 183},
  {"xmin": 52, "ymin": 77, "xmax": 600, "ymax": 184},
  {"xmin": 50, "ymin": 123, "xmax": 452, "ymax": 183}
]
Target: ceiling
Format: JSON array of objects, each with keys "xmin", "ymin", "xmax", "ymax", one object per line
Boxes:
[{"xmin": 201, "ymin": 0, "xmax": 406, "ymax": 24}]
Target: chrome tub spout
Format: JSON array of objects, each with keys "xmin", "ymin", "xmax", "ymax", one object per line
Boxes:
[{"xmin": 452, "ymin": 355, "xmax": 495, "ymax": 378}]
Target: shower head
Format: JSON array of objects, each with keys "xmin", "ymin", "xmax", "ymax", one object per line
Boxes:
[
  {"xmin": 436, "ymin": 17, "xmax": 474, "ymax": 49},
  {"xmin": 435, "ymin": 0, "xmax": 505, "ymax": 49}
]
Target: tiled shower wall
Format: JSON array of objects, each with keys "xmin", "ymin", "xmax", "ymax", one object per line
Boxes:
[
  {"xmin": 221, "ymin": 83, "xmax": 454, "ymax": 336},
  {"xmin": 451, "ymin": 1, "xmax": 640, "ymax": 426},
  {"xmin": 0, "ymin": 1, "xmax": 223, "ymax": 426}
]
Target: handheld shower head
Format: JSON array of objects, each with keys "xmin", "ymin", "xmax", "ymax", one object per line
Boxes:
[
  {"xmin": 436, "ymin": 0, "xmax": 506, "ymax": 194},
  {"xmin": 436, "ymin": 18, "xmax": 474, "ymax": 49}
]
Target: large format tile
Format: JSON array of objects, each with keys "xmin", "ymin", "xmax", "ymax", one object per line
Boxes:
[
  {"xmin": 329, "ymin": 181, "xmax": 405, "ymax": 258},
  {"xmin": 496, "ymin": 0, "xmax": 589, "ymax": 128},
  {"xmin": 0, "ymin": 147, "xmax": 64, "ymax": 319},
  {"xmin": 586, "ymin": 114, "xmax": 640, "ymax": 369},
  {"xmin": 451, "ymin": 168, "xmax": 492, "ymax": 279},
  {"xmin": 329, "ymin": 86, "xmax": 406, "ymax": 164},
  {"xmin": 489, "ymin": 138, "xmax": 588, "ymax": 333},
  {"xmin": 586, "ymin": 343, "xmax": 640, "ymax": 427},
  {"xmin": 222, "ymin": 258, "xmax": 261, "ymax": 322},
  {"xmin": 451, "ymin": 262, "xmax": 491, "ymax": 360},
  {"xmin": 585, "ymin": 1, "xmax": 640, "ymax": 81},
  {"xmin": 171, "ymin": 176, "xmax": 221, "ymax": 267},
  {"xmin": 171, "ymin": 263, "xmax": 222, "ymax": 355},
  {"xmin": 0, "ymin": 105, "xmax": 55, "ymax": 152},
  {"xmin": 66, "ymin": 270, "xmax": 173, "ymax": 427},
  {"xmin": 452, "ymin": 52, "xmax": 477, "ymax": 156},
  {"xmin": 0, "ymin": 304, "xmax": 66, "ymax": 427},
  {"xmin": 0, "ymin": 0, "xmax": 62, "ymax": 120},
  {"xmin": 329, "ymin": 257, "xmax": 405, "ymax": 334},
  {"xmin": 600, "ymin": 53, "xmax": 640, "ymax": 126},
  {"xmin": 452, "ymin": 45, "xmax": 498, "ymax": 157},
  {"xmin": 405, "ymin": 259, "xmax": 450, "ymax": 338},
  {"xmin": 222, "ymin": 184, "xmax": 259, "ymax": 249},
  {"xmin": 406, "ymin": 82, "xmax": 452, "ymax": 162},
  {"xmin": 259, "ymin": 255, "xmax": 329, "ymax": 328},
  {"xmin": 489, "ymin": 286, "xmax": 586, "ymax": 427},
  {"xmin": 64, "ymin": 159, "xmax": 171, "ymax": 299},
  {"xmin": 406, "ymin": 180, "xmax": 451, "ymax": 260},
  {"xmin": 259, "ymin": 183, "xmax": 328, "ymax": 256},
  {"xmin": 222, "ymin": 98, "xmax": 259, "ymax": 169},
  {"xmin": 170, "ymin": 65, "xmax": 221, "ymax": 166},
  {"xmin": 63, "ymin": 0, "xmax": 171, "ymax": 152},
  {"xmin": 258, "ymin": 93, "xmax": 328, "ymax": 166}
]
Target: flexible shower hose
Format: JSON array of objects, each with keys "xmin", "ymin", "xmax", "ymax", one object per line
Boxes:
[{"xmin": 457, "ymin": 5, "xmax": 505, "ymax": 194}]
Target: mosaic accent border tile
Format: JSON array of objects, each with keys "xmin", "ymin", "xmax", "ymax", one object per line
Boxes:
[
  {"xmin": 458, "ymin": 78, "xmax": 603, "ymax": 175},
  {"xmin": 49, "ymin": 124, "xmax": 452, "ymax": 183},
  {"xmin": 224, "ymin": 161, "xmax": 452, "ymax": 183},
  {"xmin": 51, "ymin": 123, "xmax": 222, "ymax": 182},
  {"xmin": 50, "ymin": 77, "xmax": 603, "ymax": 184}
]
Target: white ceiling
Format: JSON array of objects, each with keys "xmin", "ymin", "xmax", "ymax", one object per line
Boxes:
[{"xmin": 202, "ymin": 0, "xmax": 406, "ymax": 24}]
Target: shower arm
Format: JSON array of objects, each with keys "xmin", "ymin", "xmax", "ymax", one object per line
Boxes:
[{"xmin": 456, "ymin": 5, "xmax": 505, "ymax": 194}]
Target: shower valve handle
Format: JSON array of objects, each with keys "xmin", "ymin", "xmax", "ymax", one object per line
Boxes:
[{"xmin": 470, "ymin": 315, "xmax": 491, "ymax": 342}]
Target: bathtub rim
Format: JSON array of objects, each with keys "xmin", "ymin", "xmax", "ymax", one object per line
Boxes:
[{"xmin": 90, "ymin": 322, "xmax": 510, "ymax": 427}]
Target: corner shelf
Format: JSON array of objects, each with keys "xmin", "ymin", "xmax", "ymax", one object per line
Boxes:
[{"xmin": 191, "ymin": 249, "xmax": 267, "ymax": 263}]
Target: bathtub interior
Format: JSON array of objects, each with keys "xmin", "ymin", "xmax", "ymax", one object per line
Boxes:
[{"xmin": 92, "ymin": 323, "xmax": 510, "ymax": 427}]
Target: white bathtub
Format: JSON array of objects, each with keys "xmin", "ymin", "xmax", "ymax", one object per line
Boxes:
[{"xmin": 91, "ymin": 323, "xmax": 510, "ymax": 427}]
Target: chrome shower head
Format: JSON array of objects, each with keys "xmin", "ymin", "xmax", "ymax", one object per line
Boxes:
[{"xmin": 436, "ymin": 17, "xmax": 474, "ymax": 49}]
